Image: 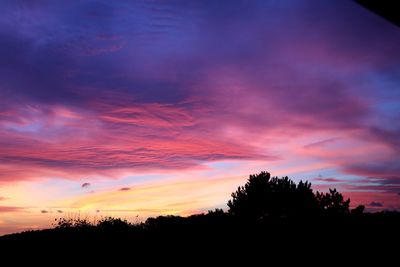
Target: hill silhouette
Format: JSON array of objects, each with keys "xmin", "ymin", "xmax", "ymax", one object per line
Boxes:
[{"xmin": 0, "ymin": 171, "xmax": 399, "ymax": 261}]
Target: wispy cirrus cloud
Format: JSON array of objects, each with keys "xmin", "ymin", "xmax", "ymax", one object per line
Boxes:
[{"xmin": 0, "ymin": 102, "xmax": 273, "ymax": 183}]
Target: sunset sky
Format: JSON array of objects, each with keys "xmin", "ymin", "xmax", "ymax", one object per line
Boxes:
[{"xmin": 1, "ymin": 0, "xmax": 400, "ymax": 235}]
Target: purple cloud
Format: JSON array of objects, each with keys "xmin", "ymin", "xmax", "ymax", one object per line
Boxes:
[{"xmin": 368, "ymin": 201, "xmax": 383, "ymax": 207}]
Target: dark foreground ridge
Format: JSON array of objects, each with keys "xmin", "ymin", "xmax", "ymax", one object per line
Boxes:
[{"xmin": 1, "ymin": 171, "xmax": 399, "ymax": 260}]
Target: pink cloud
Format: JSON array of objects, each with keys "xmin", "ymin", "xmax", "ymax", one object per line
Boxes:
[
  {"xmin": 99, "ymin": 103, "xmax": 195, "ymax": 128},
  {"xmin": 0, "ymin": 206, "xmax": 25, "ymax": 213},
  {"xmin": 304, "ymin": 138, "xmax": 339, "ymax": 149},
  {"xmin": 0, "ymin": 103, "xmax": 272, "ymax": 183},
  {"xmin": 343, "ymin": 192, "xmax": 400, "ymax": 210}
]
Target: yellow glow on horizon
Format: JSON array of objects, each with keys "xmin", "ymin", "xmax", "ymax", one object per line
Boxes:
[{"xmin": 61, "ymin": 175, "xmax": 247, "ymax": 216}]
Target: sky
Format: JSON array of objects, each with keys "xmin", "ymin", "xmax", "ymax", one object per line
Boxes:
[{"xmin": 0, "ymin": 0, "xmax": 400, "ymax": 235}]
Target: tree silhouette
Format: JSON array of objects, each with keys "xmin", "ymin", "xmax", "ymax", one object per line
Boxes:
[
  {"xmin": 3, "ymin": 170, "xmax": 400, "ymax": 259},
  {"xmin": 316, "ymin": 189, "xmax": 350, "ymax": 215},
  {"xmin": 227, "ymin": 171, "xmax": 319, "ymax": 219}
]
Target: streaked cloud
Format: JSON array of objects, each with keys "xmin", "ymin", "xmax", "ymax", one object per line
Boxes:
[
  {"xmin": 369, "ymin": 201, "xmax": 383, "ymax": 207},
  {"xmin": 0, "ymin": 206, "xmax": 25, "ymax": 213}
]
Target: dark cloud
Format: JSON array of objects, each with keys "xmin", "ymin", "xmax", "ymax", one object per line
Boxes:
[
  {"xmin": 81, "ymin": 182, "xmax": 91, "ymax": 188},
  {"xmin": 0, "ymin": 28, "xmax": 79, "ymax": 105},
  {"xmin": 119, "ymin": 187, "xmax": 131, "ymax": 191},
  {"xmin": 340, "ymin": 176, "xmax": 400, "ymax": 195},
  {"xmin": 57, "ymin": 210, "xmax": 63, "ymax": 213},
  {"xmin": 368, "ymin": 201, "xmax": 383, "ymax": 207},
  {"xmin": 313, "ymin": 177, "xmax": 342, "ymax": 183},
  {"xmin": 0, "ymin": 0, "xmax": 397, "ymax": 109},
  {"xmin": 342, "ymin": 162, "xmax": 400, "ymax": 180},
  {"xmin": 41, "ymin": 210, "xmax": 49, "ymax": 214},
  {"xmin": 366, "ymin": 127, "xmax": 400, "ymax": 151},
  {"xmin": 0, "ymin": 0, "xmax": 195, "ymax": 107}
]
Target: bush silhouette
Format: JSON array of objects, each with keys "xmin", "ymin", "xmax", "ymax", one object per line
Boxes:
[
  {"xmin": 351, "ymin": 205, "xmax": 365, "ymax": 215},
  {"xmin": 97, "ymin": 217, "xmax": 132, "ymax": 229},
  {"xmin": 55, "ymin": 217, "xmax": 92, "ymax": 229}
]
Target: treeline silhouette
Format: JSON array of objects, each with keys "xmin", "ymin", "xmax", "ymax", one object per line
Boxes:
[
  {"xmin": 228, "ymin": 172, "xmax": 354, "ymax": 218},
  {"xmin": 1, "ymin": 171, "xmax": 399, "ymax": 260}
]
